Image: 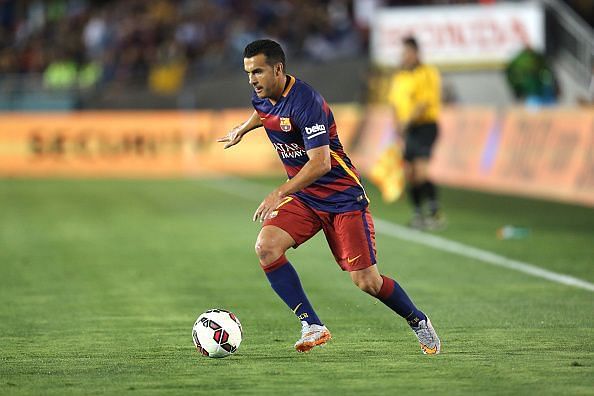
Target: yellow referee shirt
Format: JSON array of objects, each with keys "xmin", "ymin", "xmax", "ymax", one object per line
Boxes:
[{"xmin": 388, "ymin": 64, "xmax": 441, "ymax": 125}]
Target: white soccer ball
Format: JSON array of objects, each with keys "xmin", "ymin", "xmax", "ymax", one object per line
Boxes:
[{"xmin": 192, "ymin": 309, "xmax": 242, "ymax": 358}]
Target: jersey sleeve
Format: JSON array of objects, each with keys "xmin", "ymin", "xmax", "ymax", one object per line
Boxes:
[{"xmin": 292, "ymin": 90, "xmax": 330, "ymax": 151}]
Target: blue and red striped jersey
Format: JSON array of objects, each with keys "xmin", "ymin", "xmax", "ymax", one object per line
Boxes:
[{"xmin": 252, "ymin": 75, "xmax": 369, "ymax": 213}]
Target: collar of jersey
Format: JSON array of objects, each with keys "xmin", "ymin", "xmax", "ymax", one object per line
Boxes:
[
  {"xmin": 267, "ymin": 75, "xmax": 295, "ymax": 107},
  {"xmin": 281, "ymin": 75, "xmax": 295, "ymax": 97}
]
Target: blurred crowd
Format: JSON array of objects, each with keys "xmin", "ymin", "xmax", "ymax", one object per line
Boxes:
[
  {"xmin": 0, "ymin": 0, "xmax": 495, "ymax": 93},
  {"xmin": 0, "ymin": 0, "xmax": 365, "ymax": 92},
  {"xmin": 2, "ymin": 0, "xmax": 586, "ymax": 99}
]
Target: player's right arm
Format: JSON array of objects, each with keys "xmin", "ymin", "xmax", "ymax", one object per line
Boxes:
[{"xmin": 217, "ymin": 110, "xmax": 263, "ymax": 149}]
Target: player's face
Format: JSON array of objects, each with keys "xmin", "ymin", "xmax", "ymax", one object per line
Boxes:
[
  {"xmin": 401, "ymin": 45, "xmax": 418, "ymax": 69},
  {"xmin": 244, "ymin": 54, "xmax": 283, "ymax": 100}
]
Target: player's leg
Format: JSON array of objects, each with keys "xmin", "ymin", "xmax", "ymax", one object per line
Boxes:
[
  {"xmin": 255, "ymin": 225, "xmax": 323, "ymax": 327},
  {"xmin": 350, "ymin": 266, "xmax": 440, "ymax": 354},
  {"xmin": 350, "ymin": 266, "xmax": 425, "ymax": 325},
  {"xmin": 415, "ymin": 123, "xmax": 444, "ymax": 229},
  {"xmin": 404, "ymin": 134, "xmax": 425, "ymax": 229},
  {"xmin": 326, "ymin": 208, "xmax": 440, "ymax": 354},
  {"xmin": 413, "ymin": 157, "xmax": 441, "ymax": 227},
  {"xmin": 258, "ymin": 198, "xmax": 331, "ymax": 352},
  {"xmin": 411, "ymin": 157, "xmax": 429, "ymax": 186}
]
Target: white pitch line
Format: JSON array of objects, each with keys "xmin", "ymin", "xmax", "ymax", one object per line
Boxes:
[
  {"xmin": 203, "ymin": 177, "xmax": 594, "ymax": 293},
  {"xmin": 373, "ymin": 218, "xmax": 594, "ymax": 293}
]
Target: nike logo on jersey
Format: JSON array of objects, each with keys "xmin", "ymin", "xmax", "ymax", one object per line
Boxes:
[{"xmin": 347, "ymin": 255, "xmax": 362, "ymax": 263}]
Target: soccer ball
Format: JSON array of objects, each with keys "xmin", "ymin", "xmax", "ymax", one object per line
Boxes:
[{"xmin": 192, "ymin": 309, "xmax": 242, "ymax": 358}]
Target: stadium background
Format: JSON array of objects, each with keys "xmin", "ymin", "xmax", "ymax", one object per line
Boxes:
[{"xmin": 1, "ymin": 0, "xmax": 593, "ymax": 395}]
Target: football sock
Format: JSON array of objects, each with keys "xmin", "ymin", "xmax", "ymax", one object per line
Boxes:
[
  {"xmin": 263, "ymin": 255, "xmax": 323, "ymax": 326},
  {"xmin": 423, "ymin": 181, "xmax": 439, "ymax": 215},
  {"xmin": 409, "ymin": 184, "xmax": 423, "ymax": 214},
  {"xmin": 377, "ymin": 275, "xmax": 427, "ymax": 327}
]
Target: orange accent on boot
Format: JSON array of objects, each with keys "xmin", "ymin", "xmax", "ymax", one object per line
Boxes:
[{"xmin": 295, "ymin": 330, "xmax": 332, "ymax": 353}]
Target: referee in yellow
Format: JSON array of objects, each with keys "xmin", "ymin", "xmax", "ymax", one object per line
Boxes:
[{"xmin": 388, "ymin": 36, "xmax": 443, "ymax": 230}]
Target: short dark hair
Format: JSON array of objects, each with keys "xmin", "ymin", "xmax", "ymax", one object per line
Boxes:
[
  {"xmin": 402, "ymin": 36, "xmax": 419, "ymax": 51},
  {"xmin": 243, "ymin": 39, "xmax": 286, "ymax": 70}
]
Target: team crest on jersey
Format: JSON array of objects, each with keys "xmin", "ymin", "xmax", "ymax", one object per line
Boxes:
[{"xmin": 279, "ymin": 117, "xmax": 292, "ymax": 132}]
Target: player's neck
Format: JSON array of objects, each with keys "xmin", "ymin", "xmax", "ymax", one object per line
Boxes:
[
  {"xmin": 269, "ymin": 74, "xmax": 289, "ymax": 105},
  {"xmin": 404, "ymin": 61, "xmax": 421, "ymax": 71}
]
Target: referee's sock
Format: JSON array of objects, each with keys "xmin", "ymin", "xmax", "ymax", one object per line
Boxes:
[
  {"xmin": 408, "ymin": 184, "xmax": 423, "ymax": 215},
  {"xmin": 376, "ymin": 275, "xmax": 427, "ymax": 327},
  {"xmin": 263, "ymin": 255, "xmax": 323, "ymax": 327},
  {"xmin": 422, "ymin": 180, "xmax": 439, "ymax": 215}
]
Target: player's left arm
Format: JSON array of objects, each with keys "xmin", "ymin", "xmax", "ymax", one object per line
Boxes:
[{"xmin": 253, "ymin": 145, "xmax": 330, "ymax": 222}]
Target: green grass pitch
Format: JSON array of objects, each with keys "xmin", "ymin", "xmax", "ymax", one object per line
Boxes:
[{"xmin": 1, "ymin": 178, "xmax": 593, "ymax": 395}]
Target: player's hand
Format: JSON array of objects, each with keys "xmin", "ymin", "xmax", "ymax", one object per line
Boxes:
[
  {"xmin": 217, "ymin": 126, "xmax": 244, "ymax": 149},
  {"xmin": 253, "ymin": 189, "xmax": 284, "ymax": 222}
]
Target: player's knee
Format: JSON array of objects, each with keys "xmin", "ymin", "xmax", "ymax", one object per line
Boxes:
[
  {"xmin": 415, "ymin": 175, "xmax": 427, "ymax": 184},
  {"xmin": 254, "ymin": 238, "xmax": 283, "ymax": 266},
  {"xmin": 410, "ymin": 171, "xmax": 425, "ymax": 184},
  {"xmin": 254, "ymin": 239, "xmax": 271, "ymax": 261},
  {"xmin": 412, "ymin": 162, "xmax": 429, "ymax": 183}
]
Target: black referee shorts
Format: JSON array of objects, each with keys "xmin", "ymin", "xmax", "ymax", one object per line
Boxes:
[{"xmin": 404, "ymin": 122, "xmax": 438, "ymax": 162}]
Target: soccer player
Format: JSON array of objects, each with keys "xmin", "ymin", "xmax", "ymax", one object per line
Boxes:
[
  {"xmin": 388, "ymin": 36, "xmax": 443, "ymax": 230},
  {"xmin": 218, "ymin": 39, "xmax": 440, "ymax": 354}
]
